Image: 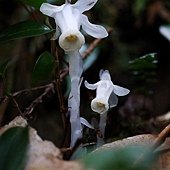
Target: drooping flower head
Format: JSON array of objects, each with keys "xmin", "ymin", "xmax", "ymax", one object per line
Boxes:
[
  {"xmin": 85, "ymin": 70, "xmax": 130, "ymax": 114},
  {"xmin": 40, "ymin": 0, "xmax": 108, "ymax": 52}
]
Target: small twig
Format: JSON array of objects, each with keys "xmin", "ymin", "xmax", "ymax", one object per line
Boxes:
[
  {"xmin": 13, "ymin": 83, "xmax": 54, "ymax": 97},
  {"xmin": 132, "ymin": 123, "xmax": 170, "ymax": 168},
  {"xmin": 60, "ymin": 147, "xmax": 72, "ymax": 154},
  {"xmin": 151, "ymin": 123, "xmax": 170, "ymax": 150},
  {"xmin": 0, "ymin": 82, "xmax": 55, "ymax": 103},
  {"xmin": 60, "ymin": 69, "xmax": 69, "ymax": 80},
  {"xmin": 0, "ymin": 82, "xmax": 56, "ymax": 119},
  {"xmin": 51, "ymin": 40, "xmax": 67, "ymax": 132},
  {"xmin": 11, "ymin": 96, "xmax": 26, "ymax": 118},
  {"xmin": 23, "ymin": 83, "xmax": 54, "ymax": 116},
  {"xmin": 82, "ymin": 27, "xmax": 113, "ymax": 59},
  {"xmin": 51, "ymin": 40, "xmax": 67, "ymax": 113},
  {"xmin": 82, "ymin": 38, "xmax": 102, "ymax": 59},
  {"xmin": 62, "ymin": 139, "xmax": 82, "ymax": 159}
]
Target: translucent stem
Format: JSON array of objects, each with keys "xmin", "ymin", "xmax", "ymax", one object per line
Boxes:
[
  {"xmin": 99, "ymin": 112, "xmax": 107, "ymax": 138},
  {"xmin": 67, "ymin": 51, "xmax": 83, "ymax": 147}
]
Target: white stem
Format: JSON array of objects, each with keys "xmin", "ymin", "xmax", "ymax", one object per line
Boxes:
[
  {"xmin": 65, "ymin": 0, "xmax": 71, "ymax": 4},
  {"xmin": 67, "ymin": 51, "xmax": 83, "ymax": 147},
  {"xmin": 99, "ymin": 111, "xmax": 107, "ymax": 138}
]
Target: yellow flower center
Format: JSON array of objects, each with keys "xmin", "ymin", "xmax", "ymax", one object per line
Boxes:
[
  {"xmin": 66, "ymin": 34, "xmax": 78, "ymax": 42},
  {"xmin": 96, "ymin": 102, "xmax": 105, "ymax": 108}
]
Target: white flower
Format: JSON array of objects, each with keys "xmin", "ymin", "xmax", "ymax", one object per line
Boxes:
[
  {"xmin": 40, "ymin": 0, "xmax": 108, "ymax": 52},
  {"xmin": 85, "ymin": 70, "xmax": 130, "ymax": 114},
  {"xmin": 159, "ymin": 25, "xmax": 170, "ymax": 41}
]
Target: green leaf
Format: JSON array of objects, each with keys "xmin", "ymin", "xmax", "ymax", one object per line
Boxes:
[
  {"xmin": 133, "ymin": 0, "xmax": 149, "ymax": 16},
  {"xmin": 0, "ymin": 21, "xmax": 54, "ymax": 44},
  {"xmin": 64, "ymin": 75, "xmax": 71, "ymax": 98},
  {"xmin": 83, "ymin": 146, "xmax": 155, "ymax": 170},
  {"xmin": 0, "ymin": 58, "xmax": 10, "ymax": 77},
  {"xmin": 0, "ymin": 126, "xmax": 29, "ymax": 170},
  {"xmin": 128, "ymin": 53, "xmax": 157, "ymax": 70},
  {"xmin": 70, "ymin": 145, "xmax": 87, "ymax": 160},
  {"xmin": 32, "ymin": 51, "xmax": 55, "ymax": 84},
  {"xmin": 20, "ymin": 0, "xmax": 46, "ymax": 9}
]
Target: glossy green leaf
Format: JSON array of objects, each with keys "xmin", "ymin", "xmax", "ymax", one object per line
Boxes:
[
  {"xmin": 0, "ymin": 126, "xmax": 29, "ymax": 170},
  {"xmin": 70, "ymin": 145, "xmax": 87, "ymax": 160},
  {"xmin": 20, "ymin": 0, "xmax": 46, "ymax": 9},
  {"xmin": 0, "ymin": 21, "xmax": 54, "ymax": 44},
  {"xmin": 128, "ymin": 53, "xmax": 157, "ymax": 70},
  {"xmin": 83, "ymin": 146, "xmax": 154, "ymax": 170},
  {"xmin": 32, "ymin": 51, "xmax": 55, "ymax": 83}
]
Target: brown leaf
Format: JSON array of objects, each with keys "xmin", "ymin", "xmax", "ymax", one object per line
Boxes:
[
  {"xmin": 94, "ymin": 134, "xmax": 157, "ymax": 152},
  {"xmin": 147, "ymin": 1, "xmax": 170, "ymax": 25}
]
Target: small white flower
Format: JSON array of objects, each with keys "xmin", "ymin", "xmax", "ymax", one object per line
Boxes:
[
  {"xmin": 85, "ymin": 69, "xmax": 130, "ymax": 114},
  {"xmin": 159, "ymin": 25, "xmax": 170, "ymax": 41},
  {"xmin": 40, "ymin": 0, "xmax": 108, "ymax": 52}
]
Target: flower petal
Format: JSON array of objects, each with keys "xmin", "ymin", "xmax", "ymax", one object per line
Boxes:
[
  {"xmin": 84, "ymin": 80, "xmax": 98, "ymax": 90},
  {"xmin": 80, "ymin": 117, "xmax": 94, "ymax": 129},
  {"xmin": 99, "ymin": 69, "xmax": 104, "ymax": 78},
  {"xmin": 99, "ymin": 69, "xmax": 111, "ymax": 80},
  {"xmin": 91, "ymin": 98, "xmax": 109, "ymax": 114},
  {"xmin": 113, "ymin": 85, "xmax": 130, "ymax": 96},
  {"xmin": 59, "ymin": 30, "xmax": 85, "ymax": 51},
  {"xmin": 73, "ymin": 0, "xmax": 98, "ymax": 13},
  {"xmin": 81, "ymin": 15, "xmax": 108, "ymax": 38},
  {"xmin": 159, "ymin": 25, "xmax": 170, "ymax": 41},
  {"xmin": 40, "ymin": 3, "xmax": 64, "ymax": 17},
  {"xmin": 108, "ymin": 91, "xmax": 118, "ymax": 108}
]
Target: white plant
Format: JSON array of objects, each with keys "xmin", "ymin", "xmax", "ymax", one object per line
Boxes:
[
  {"xmin": 40, "ymin": 0, "xmax": 108, "ymax": 147},
  {"xmin": 159, "ymin": 25, "xmax": 170, "ymax": 42},
  {"xmin": 85, "ymin": 69, "xmax": 130, "ymax": 137},
  {"xmin": 40, "ymin": 0, "xmax": 108, "ymax": 52}
]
